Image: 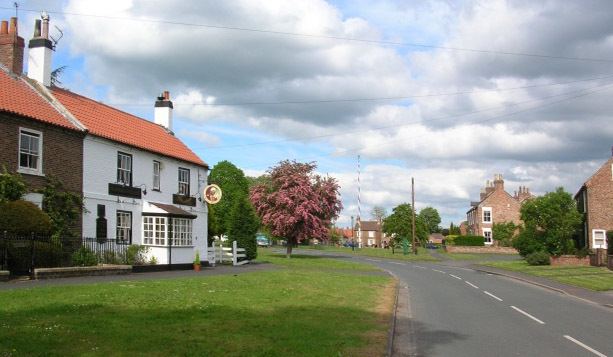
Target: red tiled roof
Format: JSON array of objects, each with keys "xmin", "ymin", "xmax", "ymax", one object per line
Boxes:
[
  {"xmin": 0, "ymin": 68, "xmax": 78, "ymax": 130},
  {"xmin": 50, "ymin": 87, "xmax": 207, "ymax": 167}
]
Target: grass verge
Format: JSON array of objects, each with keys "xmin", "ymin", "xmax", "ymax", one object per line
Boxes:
[
  {"xmin": 296, "ymin": 245, "xmax": 437, "ymax": 262},
  {"xmin": 0, "ymin": 250, "xmax": 393, "ymax": 356},
  {"xmin": 482, "ymin": 260, "xmax": 613, "ymax": 291}
]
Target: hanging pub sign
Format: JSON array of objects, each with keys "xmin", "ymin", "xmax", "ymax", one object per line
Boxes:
[{"xmin": 203, "ymin": 184, "xmax": 222, "ymax": 204}]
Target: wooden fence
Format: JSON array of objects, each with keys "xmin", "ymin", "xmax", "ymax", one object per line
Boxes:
[{"xmin": 207, "ymin": 241, "xmax": 249, "ymax": 266}]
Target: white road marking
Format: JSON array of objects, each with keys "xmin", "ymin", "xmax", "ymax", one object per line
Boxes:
[
  {"xmin": 483, "ymin": 291, "xmax": 503, "ymax": 301},
  {"xmin": 390, "ymin": 262, "xmax": 405, "ymax": 265},
  {"xmin": 449, "ymin": 274, "xmax": 462, "ymax": 280},
  {"xmin": 432, "ymin": 269, "xmax": 446, "ymax": 273},
  {"xmin": 465, "ymin": 281, "xmax": 479, "ymax": 289},
  {"xmin": 564, "ymin": 335, "xmax": 607, "ymax": 357},
  {"xmin": 510, "ymin": 306, "xmax": 545, "ymax": 325},
  {"xmin": 487, "ymin": 273, "xmax": 494, "ymax": 276},
  {"xmin": 415, "ymin": 266, "xmax": 426, "ymax": 269},
  {"xmin": 365, "ymin": 259, "xmax": 376, "ymax": 262}
]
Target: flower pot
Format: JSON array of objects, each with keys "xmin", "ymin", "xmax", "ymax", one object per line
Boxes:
[{"xmin": 193, "ymin": 264, "xmax": 201, "ymax": 272}]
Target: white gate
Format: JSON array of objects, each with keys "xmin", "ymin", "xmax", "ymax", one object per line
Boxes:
[{"xmin": 207, "ymin": 241, "xmax": 249, "ymax": 266}]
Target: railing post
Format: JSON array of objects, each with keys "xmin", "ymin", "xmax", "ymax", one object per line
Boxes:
[
  {"xmin": 232, "ymin": 240, "xmax": 237, "ymax": 266},
  {"xmin": 1, "ymin": 231, "xmax": 6, "ymax": 271},
  {"xmin": 30, "ymin": 232, "xmax": 35, "ymax": 278}
]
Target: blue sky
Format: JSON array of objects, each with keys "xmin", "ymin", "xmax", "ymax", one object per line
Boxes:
[{"xmin": 2, "ymin": 0, "xmax": 612, "ymax": 229}]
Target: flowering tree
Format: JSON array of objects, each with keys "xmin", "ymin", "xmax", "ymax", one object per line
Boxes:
[{"xmin": 250, "ymin": 160, "xmax": 342, "ymax": 257}]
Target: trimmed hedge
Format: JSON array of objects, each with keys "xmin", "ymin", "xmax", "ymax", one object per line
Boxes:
[{"xmin": 453, "ymin": 235, "xmax": 485, "ymax": 246}]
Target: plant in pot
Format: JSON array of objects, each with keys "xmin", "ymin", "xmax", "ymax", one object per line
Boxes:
[{"xmin": 193, "ymin": 251, "xmax": 201, "ymax": 272}]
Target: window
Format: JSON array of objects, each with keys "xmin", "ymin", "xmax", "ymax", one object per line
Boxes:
[
  {"xmin": 482, "ymin": 207, "xmax": 492, "ymax": 223},
  {"xmin": 143, "ymin": 216, "xmax": 167, "ymax": 245},
  {"xmin": 153, "ymin": 161, "xmax": 161, "ymax": 191},
  {"xmin": 18, "ymin": 128, "xmax": 42, "ymax": 174},
  {"xmin": 116, "ymin": 211, "xmax": 132, "ymax": 244},
  {"xmin": 117, "ymin": 152, "xmax": 132, "ymax": 186},
  {"xmin": 592, "ymin": 230, "xmax": 607, "ymax": 249},
  {"xmin": 172, "ymin": 218, "xmax": 193, "ymax": 246},
  {"xmin": 368, "ymin": 231, "xmax": 375, "ymax": 238},
  {"xmin": 483, "ymin": 228, "xmax": 493, "ymax": 244},
  {"xmin": 178, "ymin": 168, "xmax": 190, "ymax": 195}
]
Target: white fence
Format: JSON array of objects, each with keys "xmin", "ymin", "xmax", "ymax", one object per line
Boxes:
[{"xmin": 207, "ymin": 241, "xmax": 250, "ymax": 266}]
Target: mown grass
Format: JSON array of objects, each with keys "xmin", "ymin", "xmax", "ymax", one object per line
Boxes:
[
  {"xmin": 482, "ymin": 260, "xmax": 613, "ymax": 291},
  {"xmin": 296, "ymin": 245, "xmax": 437, "ymax": 261},
  {"xmin": 0, "ymin": 251, "xmax": 393, "ymax": 356}
]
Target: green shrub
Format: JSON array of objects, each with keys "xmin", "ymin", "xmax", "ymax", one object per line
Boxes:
[
  {"xmin": 0, "ymin": 200, "xmax": 53, "ymax": 235},
  {"xmin": 575, "ymin": 247, "xmax": 590, "ymax": 259},
  {"xmin": 526, "ymin": 251, "xmax": 551, "ymax": 266},
  {"xmin": 125, "ymin": 245, "xmax": 149, "ymax": 265},
  {"xmin": 444, "ymin": 235, "xmax": 459, "ymax": 245},
  {"xmin": 0, "ymin": 168, "xmax": 27, "ymax": 202},
  {"xmin": 492, "ymin": 221, "xmax": 517, "ymax": 247},
  {"xmin": 513, "ymin": 229, "xmax": 545, "ymax": 257},
  {"xmin": 608, "ymin": 231, "xmax": 613, "ymax": 255},
  {"xmin": 453, "ymin": 235, "xmax": 484, "ymax": 246},
  {"xmin": 71, "ymin": 247, "xmax": 98, "ymax": 266}
]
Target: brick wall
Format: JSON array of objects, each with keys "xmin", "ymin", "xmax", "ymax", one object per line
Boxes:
[
  {"xmin": 0, "ymin": 112, "xmax": 84, "ymax": 233},
  {"xmin": 550, "ymin": 255, "xmax": 590, "ymax": 266},
  {"xmin": 0, "ymin": 18, "xmax": 24, "ymax": 75},
  {"xmin": 586, "ymin": 158, "xmax": 613, "ymax": 248}
]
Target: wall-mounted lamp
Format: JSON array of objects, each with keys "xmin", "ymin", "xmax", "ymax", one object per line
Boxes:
[{"xmin": 137, "ymin": 184, "xmax": 148, "ymax": 195}]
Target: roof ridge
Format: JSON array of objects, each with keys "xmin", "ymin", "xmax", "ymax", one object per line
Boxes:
[
  {"xmin": 583, "ymin": 156, "xmax": 613, "ymax": 187},
  {"xmin": 24, "ymin": 81, "xmax": 88, "ymax": 131}
]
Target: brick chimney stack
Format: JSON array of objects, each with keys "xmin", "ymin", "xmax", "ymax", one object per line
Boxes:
[
  {"xmin": 27, "ymin": 12, "xmax": 53, "ymax": 86},
  {"xmin": 485, "ymin": 180, "xmax": 494, "ymax": 195},
  {"xmin": 493, "ymin": 174, "xmax": 504, "ymax": 191},
  {"xmin": 154, "ymin": 91, "xmax": 174, "ymax": 132},
  {"xmin": 516, "ymin": 186, "xmax": 532, "ymax": 202},
  {"xmin": 0, "ymin": 17, "xmax": 25, "ymax": 75}
]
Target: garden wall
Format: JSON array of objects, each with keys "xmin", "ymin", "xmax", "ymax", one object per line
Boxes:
[
  {"xmin": 550, "ymin": 255, "xmax": 590, "ymax": 266},
  {"xmin": 0, "ymin": 270, "xmax": 8, "ymax": 282},
  {"xmin": 34, "ymin": 264, "xmax": 132, "ymax": 280},
  {"xmin": 444, "ymin": 246, "xmax": 518, "ymax": 254}
]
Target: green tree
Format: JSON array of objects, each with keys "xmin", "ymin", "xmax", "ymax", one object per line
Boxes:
[
  {"xmin": 382, "ymin": 203, "xmax": 428, "ymax": 248},
  {"xmin": 492, "ymin": 221, "xmax": 517, "ymax": 247},
  {"xmin": 418, "ymin": 206, "xmax": 441, "ymax": 234},
  {"xmin": 207, "ymin": 203, "xmax": 222, "ymax": 245},
  {"xmin": 0, "ymin": 168, "xmax": 27, "ymax": 202},
  {"xmin": 328, "ymin": 227, "xmax": 342, "ymax": 245},
  {"xmin": 514, "ymin": 187, "xmax": 582, "ymax": 256},
  {"xmin": 39, "ymin": 176, "xmax": 84, "ymax": 238},
  {"xmin": 208, "ymin": 161, "xmax": 250, "ymax": 236},
  {"xmin": 227, "ymin": 196, "xmax": 260, "ymax": 260},
  {"xmin": 448, "ymin": 222, "xmax": 461, "ymax": 235}
]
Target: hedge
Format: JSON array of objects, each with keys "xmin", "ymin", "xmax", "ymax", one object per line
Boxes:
[
  {"xmin": 453, "ymin": 235, "xmax": 485, "ymax": 246},
  {"xmin": 608, "ymin": 231, "xmax": 613, "ymax": 255}
]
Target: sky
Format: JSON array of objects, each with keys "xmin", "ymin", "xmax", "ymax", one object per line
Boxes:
[{"xmin": 2, "ymin": 0, "xmax": 612, "ymax": 228}]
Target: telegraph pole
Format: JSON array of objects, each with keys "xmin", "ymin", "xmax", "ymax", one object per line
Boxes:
[{"xmin": 411, "ymin": 177, "xmax": 416, "ymax": 254}]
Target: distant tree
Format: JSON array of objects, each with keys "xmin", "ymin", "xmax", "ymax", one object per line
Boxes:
[
  {"xmin": 208, "ymin": 161, "xmax": 250, "ymax": 235},
  {"xmin": 227, "ymin": 196, "xmax": 259, "ymax": 260},
  {"xmin": 328, "ymin": 227, "xmax": 342, "ymax": 245},
  {"xmin": 418, "ymin": 207, "xmax": 441, "ymax": 234},
  {"xmin": 371, "ymin": 206, "xmax": 387, "ymax": 222},
  {"xmin": 0, "ymin": 168, "xmax": 26, "ymax": 202},
  {"xmin": 246, "ymin": 175, "xmax": 271, "ymax": 189},
  {"xmin": 492, "ymin": 221, "xmax": 517, "ymax": 247},
  {"xmin": 448, "ymin": 222, "xmax": 461, "ymax": 236},
  {"xmin": 382, "ymin": 203, "xmax": 428, "ymax": 248},
  {"xmin": 513, "ymin": 188, "xmax": 582, "ymax": 256},
  {"xmin": 250, "ymin": 160, "xmax": 342, "ymax": 257}
]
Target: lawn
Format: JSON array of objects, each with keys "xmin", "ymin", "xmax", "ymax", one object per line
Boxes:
[
  {"xmin": 0, "ymin": 251, "xmax": 394, "ymax": 356},
  {"xmin": 482, "ymin": 260, "xmax": 613, "ymax": 291},
  {"xmin": 296, "ymin": 245, "xmax": 438, "ymax": 261}
]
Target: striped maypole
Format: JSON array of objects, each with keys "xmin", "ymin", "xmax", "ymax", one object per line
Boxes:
[{"xmin": 357, "ymin": 155, "xmax": 362, "ymax": 248}]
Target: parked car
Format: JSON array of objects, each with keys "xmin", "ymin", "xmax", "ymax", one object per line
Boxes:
[{"xmin": 256, "ymin": 234, "xmax": 269, "ymax": 247}]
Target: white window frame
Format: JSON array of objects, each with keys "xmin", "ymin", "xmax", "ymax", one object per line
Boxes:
[
  {"xmin": 482, "ymin": 207, "xmax": 492, "ymax": 223},
  {"xmin": 178, "ymin": 168, "xmax": 190, "ymax": 195},
  {"xmin": 116, "ymin": 211, "xmax": 132, "ymax": 244},
  {"xmin": 592, "ymin": 229, "xmax": 608, "ymax": 249},
  {"xmin": 18, "ymin": 128, "xmax": 43, "ymax": 175},
  {"xmin": 117, "ymin": 152, "xmax": 132, "ymax": 186},
  {"xmin": 171, "ymin": 218, "xmax": 193, "ymax": 246},
  {"xmin": 368, "ymin": 231, "xmax": 375, "ymax": 238},
  {"xmin": 143, "ymin": 216, "xmax": 168, "ymax": 246},
  {"xmin": 483, "ymin": 228, "xmax": 493, "ymax": 245},
  {"xmin": 153, "ymin": 160, "xmax": 161, "ymax": 191}
]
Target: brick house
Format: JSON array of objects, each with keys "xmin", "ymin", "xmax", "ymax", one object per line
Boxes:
[
  {"xmin": 1, "ymin": 15, "xmax": 209, "ymax": 265},
  {"xmin": 354, "ymin": 220, "xmax": 389, "ymax": 247},
  {"xmin": 466, "ymin": 174, "xmax": 532, "ymax": 245},
  {"xmin": 574, "ymin": 155, "xmax": 613, "ymax": 250},
  {"xmin": 0, "ymin": 17, "xmax": 85, "ymax": 234}
]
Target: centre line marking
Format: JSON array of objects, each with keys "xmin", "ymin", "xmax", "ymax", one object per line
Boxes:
[
  {"xmin": 390, "ymin": 262, "xmax": 404, "ymax": 265},
  {"xmin": 465, "ymin": 281, "xmax": 479, "ymax": 289},
  {"xmin": 449, "ymin": 274, "xmax": 462, "ymax": 280},
  {"xmin": 483, "ymin": 291, "xmax": 503, "ymax": 301},
  {"xmin": 564, "ymin": 335, "xmax": 607, "ymax": 357},
  {"xmin": 432, "ymin": 269, "xmax": 446, "ymax": 273},
  {"xmin": 415, "ymin": 266, "xmax": 426, "ymax": 269},
  {"xmin": 510, "ymin": 306, "xmax": 545, "ymax": 324}
]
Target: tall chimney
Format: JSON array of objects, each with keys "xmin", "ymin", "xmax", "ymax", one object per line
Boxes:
[
  {"xmin": 0, "ymin": 17, "xmax": 25, "ymax": 75},
  {"xmin": 27, "ymin": 12, "xmax": 53, "ymax": 86},
  {"xmin": 493, "ymin": 174, "xmax": 504, "ymax": 191},
  {"xmin": 154, "ymin": 91, "xmax": 174, "ymax": 131}
]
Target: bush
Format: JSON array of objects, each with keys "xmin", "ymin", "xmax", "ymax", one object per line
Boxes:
[
  {"xmin": 608, "ymin": 231, "xmax": 613, "ymax": 255},
  {"xmin": 72, "ymin": 247, "xmax": 98, "ymax": 266},
  {"xmin": 454, "ymin": 235, "xmax": 484, "ymax": 246},
  {"xmin": 492, "ymin": 221, "xmax": 517, "ymax": 247},
  {"xmin": 125, "ymin": 245, "xmax": 149, "ymax": 265},
  {"xmin": 444, "ymin": 235, "xmax": 459, "ymax": 245},
  {"xmin": 513, "ymin": 229, "xmax": 545, "ymax": 257},
  {"xmin": 526, "ymin": 251, "xmax": 551, "ymax": 266},
  {"xmin": 0, "ymin": 200, "xmax": 53, "ymax": 235},
  {"xmin": 0, "ymin": 168, "xmax": 27, "ymax": 202}
]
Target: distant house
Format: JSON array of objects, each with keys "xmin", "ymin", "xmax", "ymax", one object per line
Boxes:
[
  {"xmin": 466, "ymin": 174, "xmax": 532, "ymax": 245},
  {"xmin": 429, "ymin": 233, "xmax": 444, "ymax": 244},
  {"xmin": 574, "ymin": 155, "xmax": 612, "ymax": 250},
  {"xmin": 354, "ymin": 220, "xmax": 389, "ymax": 247}
]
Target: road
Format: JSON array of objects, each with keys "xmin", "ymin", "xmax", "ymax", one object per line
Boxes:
[{"xmin": 303, "ymin": 251, "xmax": 613, "ymax": 357}]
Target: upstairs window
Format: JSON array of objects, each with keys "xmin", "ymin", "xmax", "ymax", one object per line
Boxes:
[
  {"xmin": 18, "ymin": 128, "xmax": 42, "ymax": 174},
  {"xmin": 178, "ymin": 168, "xmax": 190, "ymax": 195},
  {"xmin": 482, "ymin": 207, "xmax": 492, "ymax": 223},
  {"xmin": 153, "ymin": 161, "xmax": 161, "ymax": 191},
  {"xmin": 117, "ymin": 152, "xmax": 133, "ymax": 186}
]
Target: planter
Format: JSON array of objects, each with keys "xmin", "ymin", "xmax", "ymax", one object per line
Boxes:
[{"xmin": 193, "ymin": 264, "xmax": 201, "ymax": 272}]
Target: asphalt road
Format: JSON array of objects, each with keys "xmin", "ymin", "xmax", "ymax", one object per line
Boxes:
[{"xmin": 301, "ymin": 251, "xmax": 613, "ymax": 357}]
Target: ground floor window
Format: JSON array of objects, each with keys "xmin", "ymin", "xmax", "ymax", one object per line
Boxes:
[
  {"xmin": 483, "ymin": 228, "xmax": 492, "ymax": 244},
  {"xmin": 172, "ymin": 218, "xmax": 193, "ymax": 246},
  {"xmin": 116, "ymin": 211, "xmax": 132, "ymax": 244},
  {"xmin": 592, "ymin": 229, "xmax": 607, "ymax": 249},
  {"xmin": 142, "ymin": 216, "xmax": 192, "ymax": 246}
]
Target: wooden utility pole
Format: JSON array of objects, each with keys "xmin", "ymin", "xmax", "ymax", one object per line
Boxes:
[{"xmin": 411, "ymin": 177, "xmax": 416, "ymax": 254}]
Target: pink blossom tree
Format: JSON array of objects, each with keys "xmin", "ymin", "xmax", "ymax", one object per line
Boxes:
[{"xmin": 250, "ymin": 160, "xmax": 342, "ymax": 257}]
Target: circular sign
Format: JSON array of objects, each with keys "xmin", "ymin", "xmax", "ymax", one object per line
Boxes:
[{"xmin": 203, "ymin": 184, "xmax": 222, "ymax": 204}]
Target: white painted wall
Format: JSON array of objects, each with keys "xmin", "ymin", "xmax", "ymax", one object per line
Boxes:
[{"xmin": 82, "ymin": 135, "xmax": 208, "ymax": 264}]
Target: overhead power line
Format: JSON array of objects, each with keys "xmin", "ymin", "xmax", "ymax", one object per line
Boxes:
[{"xmin": 3, "ymin": 6, "xmax": 613, "ymax": 63}]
